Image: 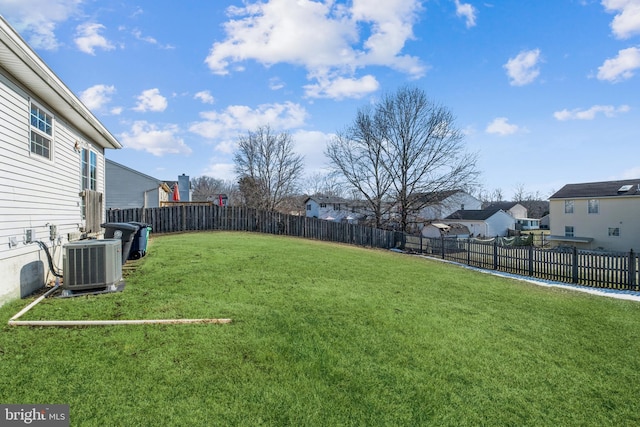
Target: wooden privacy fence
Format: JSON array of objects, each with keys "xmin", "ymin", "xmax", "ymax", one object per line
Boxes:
[
  {"xmin": 412, "ymin": 236, "xmax": 639, "ymax": 291},
  {"xmin": 106, "ymin": 205, "xmax": 399, "ymax": 250}
]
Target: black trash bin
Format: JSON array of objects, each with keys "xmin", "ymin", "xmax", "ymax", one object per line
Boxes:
[
  {"xmin": 127, "ymin": 222, "xmax": 152, "ymax": 260},
  {"xmin": 101, "ymin": 222, "xmax": 139, "ymax": 265}
]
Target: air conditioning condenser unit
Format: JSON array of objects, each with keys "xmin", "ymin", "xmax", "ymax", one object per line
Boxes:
[{"xmin": 62, "ymin": 239, "xmax": 124, "ymax": 296}]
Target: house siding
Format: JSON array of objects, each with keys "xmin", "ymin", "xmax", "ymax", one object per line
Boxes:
[
  {"xmin": 106, "ymin": 160, "xmax": 165, "ymax": 209},
  {"xmin": 549, "ymin": 196, "xmax": 640, "ymax": 252},
  {"xmin": 418, "ymin": 192, "xmax": 481, "ymax": 220},
  {"xmin": 0, "ymin": 69, "xmax": 106, "ymax": 305}
]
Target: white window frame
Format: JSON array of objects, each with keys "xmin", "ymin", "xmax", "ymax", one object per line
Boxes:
[
  {"xmin": 565, "ymin": 226, "xmax": 574, "ymax": 237},
  {"xmin": 588, "ymin": 199, "xmax": 599, "ymax": 214},
  {"xmin": 564, "ymin": 200, "xmax": 574, "ymax": 214},
  {"xmin": 29, "ymin": 101, "xmax": 54, "ymax": 160},
  {"xmin": 608, "ymin": 227, "xmax": 620, "ymax": 237},
  {"xmin": 81, "ymin": 148, "xmax": 98, "ymax": 191}
]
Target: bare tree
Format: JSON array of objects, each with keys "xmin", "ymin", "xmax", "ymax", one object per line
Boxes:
[
  {"xmin": 191, "ymin": 176, "xmax": 225, "ymax": 201},
  {"xmin": 326, "ymin": 107, "xmax": 393, "ymax": 228},
  {"xmin": 234, "ymin": 125, "xmax": 304, "ymax": 211},
  {"xmin": 377, "ymin": 86, "xmax": 479, "ymax": 231},
  {"xmin": 327, "ymin": 86, "xmax": 479, "ymax": 232},
  {"xmin": 301, "ymin": 172, "xmax": 346, "ymax": 198},
  {"xmin": 191, "ymin": 176, "xmax": 239, "ymax": 205}
]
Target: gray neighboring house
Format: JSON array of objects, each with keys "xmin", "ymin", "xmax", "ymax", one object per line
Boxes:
[
  {"xmin": 548, "ymin": 178, "xmax": 640, "ymax": 252},
  {"xmin": 105, "ymin": 159, "xmax": 170, "ymax": 209},
  {"xmin": 1, "ymin": 17, "xmax": 121, "ymax": 306}
]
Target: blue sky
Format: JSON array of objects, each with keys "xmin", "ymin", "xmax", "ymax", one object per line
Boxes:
[{"xmin": 2, "ymin": 0, "xmax": 639, "ymax": 199}]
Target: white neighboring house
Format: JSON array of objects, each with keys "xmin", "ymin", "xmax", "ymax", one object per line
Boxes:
[
  {"xmin": 485, "ymin": 201, "xmax": 539, "ymax": 230},
  {"xmin": 414, "ymin": 190, "xmax": 482, "ymax": 221},
  {"xmin": 444, "ymin": 208, "xmax": 515, "ymax": 237},
  {"xmin": 548, "ymin": 179, "xmax": 640, "ymax": 252},
  {"xmin": 0, "ymin": 17, "xmax": 121, "ymax": 306},
  {"xmin": 304, "ymin": 196, "xmax": 359, "ymax": 222},
  {"xmin": 106, "ymin": 159, "xmax": 170, "ymax": 209}
]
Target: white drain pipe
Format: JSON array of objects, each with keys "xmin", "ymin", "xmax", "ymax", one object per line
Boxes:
[{"xmin": 8, "ymin": 284, "xmax": 232, "ymax": 327}]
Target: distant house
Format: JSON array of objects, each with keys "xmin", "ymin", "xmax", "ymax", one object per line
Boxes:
[
  {"xmin": 422, "ymin": 223, "xmax": 470, "ymax": 239},
  {"xmin": 445, "ymin": 208, "xmax": 515, "ymax": 237},
  {"xmin": 304, "ymin": 196, "xmax": 360, "ymax": 222},
  {"xmin": 484, "ymin": 202, "xmax": 527, "ymax": 220},
  {"xmin": 0, "ymin": 17, "xmax": 121, "ymax": 305},
  {"xmin": 548, "ymin": 179, "xmax": 640, "ymax": 252},
  {"xmin": 164, "ymin": 174, "xmax": 192, "ymax": 203},
  {"xmin": 106, "ymin": 159, "xmax": 170, "ymax": 209},
  {"xmin": 413, "ymin": 190, "xmax": 482, "ymax": 221},
  {"xmin": 485, "ymin": 201, "xmax": 541, "ymax": 231}
]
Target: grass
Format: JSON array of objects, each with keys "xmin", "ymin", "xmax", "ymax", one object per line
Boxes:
[{"xmin": 1, "ymin": 231, "xmax": 640, "ymax": 426}]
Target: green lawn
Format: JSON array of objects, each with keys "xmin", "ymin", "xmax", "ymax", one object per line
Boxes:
[{"xmin": 1, "ymin": 231, "xmax": 640, "ymax": 426}]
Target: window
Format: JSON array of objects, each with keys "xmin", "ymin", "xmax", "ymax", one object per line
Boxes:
[
  {"xmin": 564, "ymin": 200, "xmax": 574, "ymax": 214},
  {"xmin": 588, "ymin": 199, "xmax": 599, "ymax": 214},
  {"xmin": 608, "ymin": 227, "xmax": 620, "ymax": 237},
  {"xmin": 565, "ymin": 226, "xmax": 574, "ymax": 237},
  {"xmin": 81, "ymin": 148, "xmax": 97, "ymax": 191},
  {"xmin": 306, "ymin": 204, "xmax": 311, "ymax": 211},
  {"xmin": 320, "ymin": 203, "xmax": 326, "ymax": 208},
  {"xmin": 30, "ymin": 103, "xmax": 53, "ymax": 159},
  {"xmin": 334, "ymin": 204, "xmax": 341, "ymax": 210}
]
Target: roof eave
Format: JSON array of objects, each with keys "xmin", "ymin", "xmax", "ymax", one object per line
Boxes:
[{"xmin": 0, "ymin": 16, "xmax": 121, "ymax": 150}]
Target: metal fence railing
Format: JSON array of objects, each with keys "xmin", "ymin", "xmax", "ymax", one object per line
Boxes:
[{"xmin": 409, "ymin": 236, "xmax": 638, "ymax": 291}]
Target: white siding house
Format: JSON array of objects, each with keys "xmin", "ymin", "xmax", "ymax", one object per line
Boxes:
[
  {"xmin": 0, "ymin": 17, "xmax": 121, "ymax": 306},
  {"xmin": 304, "ymin": 196, "xmax": 356, "ymax": 222},
  {"xmin": 415, "ymin": 190, "xmax": 482, "ymax": 221},
  {"xmin": 548, "ymin": 179, "xmax": 640, "ymax": 252},
  {"xmin": 444, "ymin": 208, "xmax": 515, "ymax": 237},
  {"xmin": 106, "ymin": 159, "xmax": 170, "ymax": 209}
]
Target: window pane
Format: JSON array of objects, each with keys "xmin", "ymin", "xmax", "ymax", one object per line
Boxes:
[
  {"xmin": 30, "ymin": 131, "xmax": 51, "ymax": 159},
  {"xmin": 564, "ymin": 200, "xmax": 574, "ymax": 214},
  {"xmin": 588, "ymin": 199, "xmax": 599, "ymax": 214}
]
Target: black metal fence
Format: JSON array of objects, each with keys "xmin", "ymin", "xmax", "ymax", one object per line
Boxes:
[
  {"xmin": 106, "ymin": 205, "xmax": 399, "ymax": 250},
  {"xmin": 411, "ymin": 236, "xmax": 639, "ymax": 291}
]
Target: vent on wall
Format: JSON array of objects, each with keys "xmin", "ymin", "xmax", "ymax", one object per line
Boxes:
[{"xmin": 63, "ymin": 239, "xmax": 122, "ymax": 291}]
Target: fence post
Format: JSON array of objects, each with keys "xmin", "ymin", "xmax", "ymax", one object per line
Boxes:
[
  {"xmin": 440, "ymin": 234, "xmax": 445, "ymax": 259},
  {"xmin": 466, "ymin": 238, "xmax": 471, "ymax": 265},
  {"xmin": 572, "ymin": 246, "xmax": 579, "ymax": 283},
  {"xmin": 493, "ymin": 238, "xmax": 498, "ymax": 270},
  {"xmin": 630, "ymin": 249, "xmax": 637, "ymax": 290},
  {"xmin": 528, "ymin": 245, "xmax": 534, "ymax": 276}
]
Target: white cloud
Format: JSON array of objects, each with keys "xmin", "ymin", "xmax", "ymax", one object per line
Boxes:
[
  {"xmin": 597, "ymin": 47, "xmax": 640, "ymax": 82},
  {"xmin": 0, "ymin": 0, "xmax": 82, "ymax": 50},
  {"xmin": 134, "ymin": 88, "xmax": 168, "ymax": 112},
  {"xmin": 553, "ymin": 104, "xmax": 631, "ymax": 120},
  {"xmin": 79, "ymin": 84, "xmax": 115, "ymax": 110},
  {"xmin": 119, "ymin": 121, "xmax": 191, "ymax": 156},
  {"xmin": 485, "ymin": 117, "xmax": 520, "ymax": 136},
  {"xmin": 202, "ymin": 161, "xmax": 236, "ymax": 181},
  {"xmin": 292, "ymin": 129, "xmax": 334, "ymax": 174},
  {"xmin": 454, "ymin": 0, "xmax": 477, "ymax": 28},
  {"xmin": 303, "ymin": 74, "xmax": 379, "ymax": 99},
  {"xmin": 269, "ymin": 78, "xmax": 285, "ymax": 90},
  {"xmin": 189, "ymin": 101, "xmax": 308, "ymax": 142},
  {"xmin": 131, "ymin": 28, "xmax": 174, "ymax": 49},
  {"xmin": 74, "ymin": 22, "xmax": 115, "ymax": 55},
  {"xmin": 194, "ymin": 91, "xmax": 215, "ymax": 104},
  {"xmin": 602, "ymin": 0, "xmax": 640, "ymax": 39},
  {"xmin": 504, "ymin": 49, "xmax": 542, "ymax": 86},
  {"xmin": 204, "ymin": 0, "xmax": 425, "ymax": 99}
]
